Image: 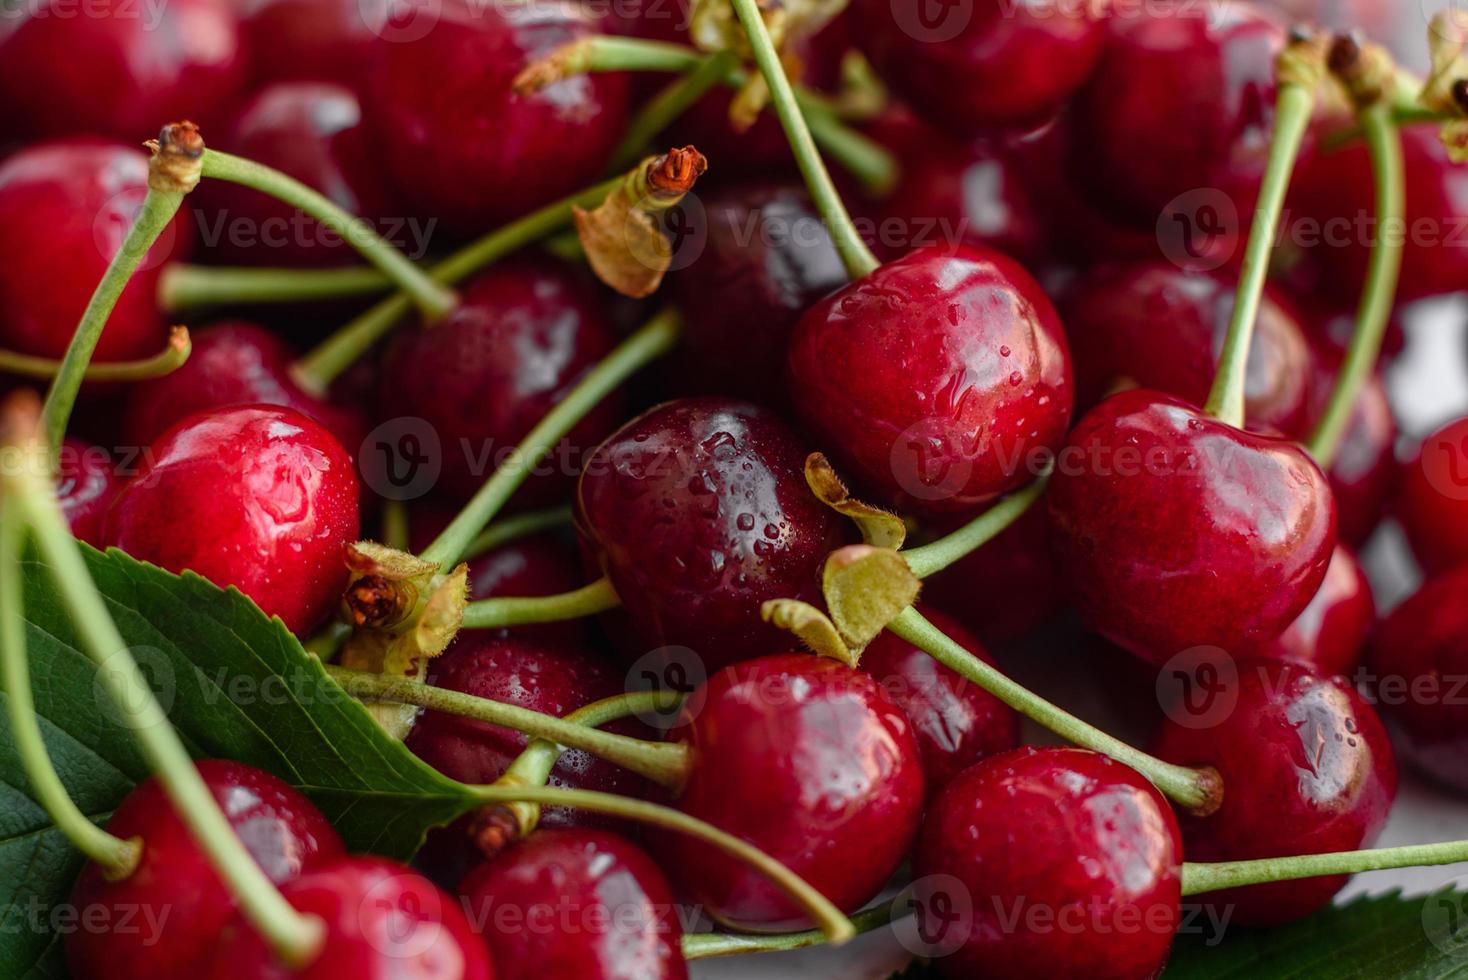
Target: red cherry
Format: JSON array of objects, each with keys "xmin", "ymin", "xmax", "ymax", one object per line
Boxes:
[
  {"xmin": 912, "ymin": 747, "xmax": 1182, "ymax": 980},
  {"xmin": 204, "ymin": 856, "xmax": 492, "ymax": 979},
  {"xmin": 1058, "ymin": 262, "xmax": 1315, "ymax": 437},
  {"xmin": 379, "ymin": 258, "xmax": 620, "ymax": 503},
  {"xmin": 103, "ymin": 405, "xmax": 360, "ymax": 634},
  {"xmin": 0, "ymin": 141, "xmax": 187, "ymax": 361},
  {"xmin": 242, "ymin": 0, "xmax": 383, "ymax": 85},
  {"xmin": 1046, "ymin": 389, "xmax": 1337, "ymax": 667},
  {"xmin": 860, "ymin": 605, "xmax": 1020, "ymax": 796},
  {"xmin": 1150, "ymin": 660, "xmax": 1397, "ymax": 925},
  {"xmin": 787, "ymin": 243, "xmax": 1074, "ymax": 517},
  {"xmin": 66, "ymin": 760, "xmax": 343, "ymax": 980},
  {"xmin": 363, "ymin": 0, "xmax": 629, "ymax": 236},
  {"xmin": 853, "ymin": 0, "xmax": 1106, "ymax": 134},
  {"xmin": 1305, "ymin": 353, "xmax": 1397, "ymax": 547},
  {"xmin": 1255, "ymin": 545, "xmax": 1374, "ymax": 677},
  {"xmin": 574, "ymin": 398, "xmax": 842, "ymax": 671},
  {"xmin": 120, "ymin": 322, "xmax": 367, "ymax": 453},
  {"xmin": 1398, "ymin": 417, "xmax": 1468, "ymax": 576},
  {"xmin": 0, "ymin": 0, "xmax": 248, "ymax": 141},
  {"xmin": 659, "ymin": 654, "xmax": 924, "ymax": 930},
  {"xmin": 1368, "ymin": 563, "xmax": 1468, "ymax": 793},
  {"xmin": 458, "ymin": 829, "xmax": 687, "ymax": 980},
  {"xmin": 57, "ymin": 437, "xmax": 121, "ymax": 547}
]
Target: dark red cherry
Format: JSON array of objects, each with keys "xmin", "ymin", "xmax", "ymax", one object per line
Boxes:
[
  {"xmin": 193, "ymin": 82, "xmax": 400, "ymax": 267},
  {"xmin": 0, "ymin": 0, "xmax": 247, "ymax": 141},
  {"xmin": 1071, "ymin": 3, "xmax": 1286, "ymax": 223},
  {"xmin": 1058, "ymin": 262, "xmax": 1315, "ymax": 436},
  {"xmin": 1398, "ymin": 417, "xmax": 1468, "ymax": 576},
  {"xmin": 66, "ymin": 760, "xmax": 343, "ymax": 980},
  {"xmin": 1305, "ymin": 352, "xmax": 1397, "ymax": 547},
  {"xmin": 860, "ymin": 605, "xmax": 1020, "ymax": 795},
  {"xmin": 242, "ymin": 0, "xmax": 382, "ymax": 84},
  {"xmin": 1046, "ymin": 389, "xmax": 1337, "ymax": 667},
  {"xmin": 1368, "ymin": 563, "xmax": 1468, "ymax": 793},
  {"xmin": 1150, "ymin": 660, "xmax": 1397, "ymax": 925},
  {"xmin": 380, "ymin": 257, "xmax": 620, "ymax": 502},
  {"xmin": 1254, "ymin": 545, "xmax": 1374, "ymax": 677},
  {"xmin": 103, "ymin": 405, "xmax": 360, "ymax": 634},
  {"xmin": 660, "ymin": 654, "xmax": 924, "ymax": 930},
  {"xmin": 204, "ymin": 857, "xmax": 492, "ymax": 979},
  {"xmin": 57, "ymin": 437, "xmax": 121, "ymax": 547},
  {"xmin": 912, "ymin": 747, "xmax": 1182, "ymax": 980},
  {"xmin": 854, "ymin": 0, "xmax": 1105, "ymax": 134},
  {"xmin": 364, "ymin": 0, "xmax": 628, "ymax": 236},
  {"xmin": 120, "ymin": 322, "xmax": 367, "ymax": 453},
  {"xmin": 0, "ymin": 141, "xmax": 187, "ymax": 361},
  {"xmin": 787, "ymin": 243, "xmax": 1073, "ymax": 517},
  {"xmin": 459, "ymin": 829, "xmax": 687, "ymax": 980},
  {"xmin": 574, "ymin": 398, "xmax": 842, "ymax": 671}
]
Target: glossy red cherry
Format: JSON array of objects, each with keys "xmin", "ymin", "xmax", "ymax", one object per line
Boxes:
[
  {"xmin": 364, "ymin": 0, "xmax": 629, "ymax": 236},
  {"xmin": 1368, "ymin": 563, "xmax": 1468, "ymax": 792},
  {"xmin": 66, "ymin": 760, "xmax": 344, "ymax": 980},
  {"xmin": 103, "ymin": 405, "xmax": 360, "ymax": 634},
  {"xmin": 787, "ymin": 243, "xmax": 1073, "ymax": 517},
  {"xmin": 380, "ymin": 257, "xmax": 620, "ymax": 502},
  {"xmin": 204, "ymin": 856, "xmax": 492, "ymax": 979},
  {"xmin": 854, "ymin": 0, "xmax": 1105, "ymax": 134},
  {"xmin": 912, "ymin": 747, "xmax": 1182, "ymax": 980},
  {"xmin": 860, "ymin": 605, "xmax": 1019, "ymax": 795},
  {"xmin": 460, "ymin": 533, "xmax": 590, "ymax": 645},
  {"xmin": 0, "ymin": 141, "xmax": 186, "ymax": 361},
  {"xmin": 1398, "ymin": 417, "xmax": 1468, "ymax": 576},
  {"xmin": 575, "ymin": 398, "xmax": 842, "ymax": 671},
  {"xmin": 659, "ymin": 654, "xmax": 924, "ymax": 930},
  {"xmin": 1254, "ymin": 545, "xmax": 1374, "ymax": 677},
  {"xmin": 459, "ymin": 829, "xmax": 687, "ymax": 980},
  {"xmin": 1046, "ymin": 389, "xmax": 1337, "ymax": 667},
  {"xmin": 1306, "ymin": 352, "xmax": 1397, "ymax": 547},
  {"xmin": 1058, "ymin": 262, "xmax": 1315, "ymax": 436},
  {"xmin": 242, "ymin": 0, "xmax": 382, "ymax": 84},
  {"xmin": 57, "ymin": 437, "xmax": 121, "ymax": 547},
  {"xmin": 1150, "ymin": 660, "xmax": 1397, "ymax": 925},
  {"xmin": 0, "ymin": 0, "xmax": 248, "ymax": 141},
  {"xmin": 120, "ymin": 322, "xmax": 366, "ymax": 453}
]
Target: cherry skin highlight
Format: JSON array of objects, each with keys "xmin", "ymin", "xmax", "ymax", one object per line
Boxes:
[
  {"xmin": 1398, "ymin": 417, "xmax": 1468, "ymax": 576},
  {"xmin": 1255, "ymin": 544, "xmax": 1375, "ymax": 678},
  {"xmin": 459, "ymin": 829, "xmax": 688, "ymax": 980},
  {"xmin": 65, "ymin": 760, "xmax": 344, "ymax": 980},
  {"xmin": 912, "ymin": 747, "xmax": 1183, "ymax": 980},
  {"xmin": 103, "ymin": 405, "xmax": 360, "ymax": 635},
  {"xmin": 1151, "ymin": 660, "xmax": 1398, "ymax": 925},
  {"xmin": 56, "ymin": 438, "xmax": 121, "ymax": 548},
  {"xmin": 787, "ymin": 243, "xmax": 1073, "ymax": 517},
  {"xmin": 575, "ymin": 398, "xmax": 842, "ymax": 671},
  {"xmin": 1046, "ymin": 389, "xmax": 1337, "ymax": 667}
]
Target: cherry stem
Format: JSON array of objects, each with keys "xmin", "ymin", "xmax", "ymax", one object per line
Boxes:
[
  {"xmin": 888, "ymin": 606, "xmax": 1223, "ymax": 815},
  {"xmin": 1308, "ymin": 101, "xmax": 1405, "ymax": 467},
  {"xmin": 1321, "ymin": 105, "xmax": 1451, "ymax": 151},
  {"xmin": 1182, "ymin": 839, "xmax": 1468, "ymax": 896},
  {"xmin": 726, "ymin": 0, "xmax": 881, "ymax": 279},
  {"xmin": 682, "ymin": 900, "xmax": 897, "ymax": 960},
  {"xmin": 461, "ymin": 576, "xmax": 620, "ymax": 630},
  {"xmin": 462, "ymin": 504, "xmax": 572, "ymax": 561},
  {"xmin": 1, "ymin": 326, "xmax": 191, "ymax": 383},
  {"xmin": 0, "ymin": 397, "xmax": 324, "ymax": 968},
  {"xmin": 1203, "ymin": 71, "xmax": 1319, "ymax": 427},
  {"xmin": 198, "ymin": 149, "xmax": 457, "ymax": 322},
  {"xmin": 611, "ymin": 50, "xmax": 739, "ymax": 170},
  {"xmin": 381, "ymin": 499, "xmax": 409, "ymax": 552},
  {"xmin": 419, "ymin": 308, "xmax": 681, "ymax": 573},
  {"xmin": 159, "ymin": 263, "xmax": 393, "ymax": 311},
  {"xmin": 902, "ymin": 470, "xmax": 1052, "ymax": 579},
  {"xmin": 324, "ymin": 665, "xmax": 693, "ymax": 790},
  {"xmin": 0, "ymin": 504, "xmax": 142, "ymax": 879},
  {"xmin": 290, "ymin": 175, "xmax": 622, "ymax": 395},
  {"xmin": 467, "ymin": 783, "xmax": 856, "ymax": 945}
]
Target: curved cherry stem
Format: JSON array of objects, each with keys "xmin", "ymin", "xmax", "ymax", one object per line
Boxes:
[
  {"xmin": 682, "ymin": 900, "xmax": 898, "ymax": 960},
  {"xmin": 2, "ymin": 326, "xmax": 191, "ymax": 383},
  {"xmin": 462, "ymin": 504, "xmax": 573, "ymax": 561},
  {"xmin": 461, "ymin": 576, "xmax": 620, "ymax": 630},
  {"xmin": 1183, "ymin": 839, "xmax": 1468, "ymax": 896},
  {"xmin": 0, "ymin": 504, "xmax": 141, "ymax": 879},
  {"xmin": 611, "ymin": 50, "xmax": 739, "ymax": 170},
  {"xmin": 902, "ymin": 470, "xmax": 1052, "ymax": 579},
  {"xmin": 888, "ymin": 606, "xmax": 1222, "ymax": 815},
  {"xmin": 419, "ymin": 308, "xmax": 681, "ymax": 573},
  {"xmin": 1308, "ymin": 101, "xmax": 1405, "ymax": 466},
  {"xmin": 324, "ymin": 665, "xmax": 692, "ymax": 790},
  {"xmin": 159, "ymin": 263, "xmax": 393, "ymax": 311},
  {"xmin": 198, "ymin": 149, "xmax": 457, "ymax": 322}
]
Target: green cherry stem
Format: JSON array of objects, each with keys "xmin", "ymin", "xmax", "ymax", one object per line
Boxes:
[
  {"xmin": 198, "ymin": 149, "xmax": 457, "ymax": 322},
  {"xmin": 728, "ymin": 0, "xmax": 880, "ymax": 280},
  {"xmin": 462, "ymin": 505, "xmax": 573, "ymax": 561},
  {"xmin": 1308, "ymin": 102, "xmax": 1406, "ymax": 467},
  {"xmin": 682, "ymin": 900, "xmax": 898, "ymax": 960},
  {"xmin": 610, "ymin": 50, "xmax": 740, "ymax": 170},
  {"xmin": 0, "ymin": 503, "xmax": 141, "ymax": 879},
  {"xmin": 461, "ymin": 576, "xmax": 620, "ymax": 630},
  {"xmin": 324, "ymin": 665, "xmax": 692, "ymax": 789},
  {"xmin": 159, "ymin": 263, "xmax": 394, "ymax": 312},
  {"xmin": 888, "ymin": 606, "xmax": 1222, "ymax": 815},
  {"xmin": 1, "ymin": 325, "xmax": 191, "ymax": 383},
  {"xmin": 419, "ymin": 308, "xmax": 681, "ymax": 573},
  {"xmin": 1183, "ymin": 839, "xmax": 1468, "ymax": 896},
  {"xmin": 902, "ymin": 470, "xmax": 1052, "ymax": 579}
]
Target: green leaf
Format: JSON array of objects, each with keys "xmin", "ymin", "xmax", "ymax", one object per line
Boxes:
[{"xmin": 1, "ymin": 544, "xmax": 479, "ymax": 977}]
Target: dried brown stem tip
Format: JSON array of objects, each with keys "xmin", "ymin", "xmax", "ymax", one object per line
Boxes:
[
  {"xmin": 343, "ymin": 574, "xmax": 406, "ymax": 629},
  {"xmin": 146, "ymin": 120, "xmax": 205, "ymax": 194},
  {"xmin": 0, "ymin": 389, "xmax": 44, "ymax": 451},
  {"xmin": 512, "ymin": 39, "xmax": 590, "ymax": 95},
  {"xmin": 468, "ymin": 806, "xmax": 523, "ymax": 862},
  {"xmin": 1327, "ymin": 33, "xmax": 1362, "ymax": 76},
  {"xmin": 1327, "ymin": 32, "xmax": 1396, "ymax": 108},
  {"xmin": 647, "ymin": 146, "xmax": 709, "ymax": 199}
]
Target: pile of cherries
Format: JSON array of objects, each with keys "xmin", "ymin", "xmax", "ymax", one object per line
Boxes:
[{"xmin": 8, "ymin": 0, "xmax": 1468, "ymax": 976}]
